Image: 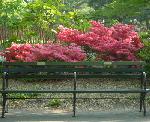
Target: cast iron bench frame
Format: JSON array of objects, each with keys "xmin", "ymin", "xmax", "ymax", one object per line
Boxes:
[{"xmin": 0, "ymin": 61, "xmax": 147, "ymax": 118}]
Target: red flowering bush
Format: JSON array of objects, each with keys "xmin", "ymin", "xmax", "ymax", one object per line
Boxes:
[
  {"xmin": 57, "ymin": 21, "xmax": 143, "ymax": 61},
  {"xmin": 1, "ymin": 43, "xmax": 86, "ymax": 62}
]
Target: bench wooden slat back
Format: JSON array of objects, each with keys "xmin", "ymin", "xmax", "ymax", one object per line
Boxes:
[
  {"xmin": 2, "ymin": 61, "xmax": 145, "ymax": 79},
  {"xmin": 2, "ymin": 61, "xmax": 145, "ymax": 66}
]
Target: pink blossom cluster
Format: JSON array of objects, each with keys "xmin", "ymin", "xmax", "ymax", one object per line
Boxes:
[
  {"xmin": 1, "ymin": 43, "xmax": 86, "ymax": 62},
  {"xmin": 57, "ymin": 21, "xmax": 143, "ymax": 61}
]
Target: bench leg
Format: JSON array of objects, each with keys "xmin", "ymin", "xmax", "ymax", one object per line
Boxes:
[
  {"xmin": 72, "ymin": 72, "xmax": 77, "ymax": 117},
  {"xmin": 2, "ymin": 94, "xmax": 6, "ymax": 118},
  {"xmin": 1, "ymin": 72, "xmax": 8, "ymax": 118},
  {"xmin": 73, "ymin": 93, "xmax": 76, "ymax": 117},
  {"xmin": 143, "ymin": 72, "xmax": 147, "ymax": 116},
  {"xmin": 5, "ymin": 78, "xmax": 9, "ymax": 113},
  {"xmin": 5, "ymin": 98, "xmax": 8, "ymax": 113},
  {"xmin": 139, "ymin": 93, "xmax": 143, "ymax": 112},
  {"xmin": 143, "ymin": 93, "xmax": 146, "ymax": 116},
  {"xmin": 140, "ymin": 72, "xmax": 146, "ymax": 114}
]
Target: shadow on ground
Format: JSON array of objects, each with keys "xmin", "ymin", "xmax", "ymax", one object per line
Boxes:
[{"xmin": 0, "ymin": 110, "xmax": 150, "ymax": 122}]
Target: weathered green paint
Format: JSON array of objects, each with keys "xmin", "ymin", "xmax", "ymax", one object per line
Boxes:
[
  {"xmin": 0, "ymin": 89, "xmax": 146, "ymax": 94},
  {"xmin": 2, "ymin": 61, "xmax": 145, "ymax": 66},
  {"xmin": 5, "ymin": 67, "xmax": 143, "ymax": 73},
  {"xmin": 0, "ymin": 61, "xmax": 147, "ymax": 117},
  {"xmin": 7, "ymin": 74, "xmax": 141, "ymax": 79}
]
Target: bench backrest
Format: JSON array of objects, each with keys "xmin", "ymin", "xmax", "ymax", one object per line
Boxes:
[{"xmin": 2, "ymin": 61, "xmax": 145, "ymax": 79}]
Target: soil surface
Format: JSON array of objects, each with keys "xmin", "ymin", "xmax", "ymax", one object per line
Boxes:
[{"xmin": 0, "ymin": 78, "xmax": 150, "ymax": 121}]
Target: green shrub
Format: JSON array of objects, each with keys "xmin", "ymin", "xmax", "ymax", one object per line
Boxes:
[
  {"xmin": 47, "ymin": 99, "xmax": 61, "ymax": 108},
  {"xmin": 139, "ymin": 31, "xmax": 150, "ymax": 40},
  {"xmin": 138, "ymin": 39, "xmax": 150, "ymax": 76},
  {"xmin": 138, "ymin": 40, "xmax": 150, "ymax": 61}
]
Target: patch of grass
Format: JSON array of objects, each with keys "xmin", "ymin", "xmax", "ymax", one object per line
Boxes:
[
  {"xmin": 46, "ymin": 99, "xmax": 61, "ymax": 108},
  {"xmin": 9, "ymin": 93, "xmax": 40, "ymax": 100}
]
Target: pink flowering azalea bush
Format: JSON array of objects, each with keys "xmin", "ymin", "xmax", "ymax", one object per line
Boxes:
[
  {"xmin": 1, "ymin": 43, "xmax": 86, "ymax": 62},
  {"xmin": 57, "ymin": 21, "xmax": 144, "ymax": 61}
]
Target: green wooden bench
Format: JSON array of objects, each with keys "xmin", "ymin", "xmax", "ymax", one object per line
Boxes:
[{"xmin": 0, "ymin": 61, "xmax": 147, "ymax": 118}]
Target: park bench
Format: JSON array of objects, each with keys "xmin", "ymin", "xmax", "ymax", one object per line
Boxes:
[{"xmin": 0, "ymin": 61, "xmax": 147, "ymax": 118}]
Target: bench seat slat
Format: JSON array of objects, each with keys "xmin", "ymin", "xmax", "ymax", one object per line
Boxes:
[
  {"xmin": 3, "ymin": 62, "xmax": 104, "ymax": 66},
  {"xmin": 0, "ymin": 89, "xmax": 146, "ymax": 93},
  {"xmin": 3, "ymin": 61, "xmax": 145, "ymax": 66},
  {"xmin": 7, "ymin": 74, "xmax": 142, "ymax": 79},
  {"xmin": 4, "ymin": 67, "xmax": 143, "ymax": 73}
]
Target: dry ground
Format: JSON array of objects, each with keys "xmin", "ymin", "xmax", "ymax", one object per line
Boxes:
[{"xmin": 0, "ymin": 78, "xmax": 150, "ymax": 112}]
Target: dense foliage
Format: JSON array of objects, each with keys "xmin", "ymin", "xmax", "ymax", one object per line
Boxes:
[
  {"xmin": 0, "ymin": 43, "xmax": 86, "ymax": 62},
  {"xmin": 0, "ymin": 0, "xmax": 149, "ymax": 63},
  {"xmin": 58, "ymin": 21, "xmax": 143, "ymax": 61},
  {"xmin": 0, "ymin": 0, "xmax": 149, "ymax": 45},
  {"xmin": 89, "ymin": 0, "xmax": 150, "ymax": 28}
]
